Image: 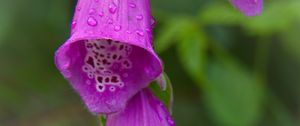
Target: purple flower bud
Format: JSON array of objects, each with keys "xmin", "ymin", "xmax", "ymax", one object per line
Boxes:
[{"xmin": 230, "ymin": 0, "xmax": 263, "ymax": 16}]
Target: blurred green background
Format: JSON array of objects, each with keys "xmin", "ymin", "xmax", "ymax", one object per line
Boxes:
[{"xmin": 1, "ymin": 0, "xmax": 300, "ymax": 126}]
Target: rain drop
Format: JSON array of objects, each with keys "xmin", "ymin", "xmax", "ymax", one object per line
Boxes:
[
  {"xmin": 126, "ymin": 30, "xmax": 132, "ymax": 34},
  {"xmin": 136, "ymin": 15, "xmax": 143, "ymax": 20},
  {"xmin": 107, "ymin": 18, "xmax": 113, "ymax": 24},
  {"xmin": 114, "ymin": 25, "xmax": 122, "ymax": 31},
  {"xmin": 129, "ymin": 3, "xmax": 136, "ymax": 8},
  {"xmin": 99, "ymin": 11, "xmax": 104, "ymax": 17},
  {"xmin": 77, "ymin": 7, "xmax": 81, "ymax": 11},
  {"xmin": 109, "ymin": 3, "xmax": 117, "ymax": 14},
  {"xmin": 71, "ymin": 21, "xmax": 77, "ymax": 29},
  {"xmin": 89, "ymin": 8, "xmax": 96, "ymax": 15},
  {"xmin": 166, "ymin": 117, "xmax": 175, "ymax": 125},
  {"xmin": 136, "ymin": 30, "xmax": 144, "ymax": 36},
  {"xmin": 87, "ymin": 17, "xmax": 98, "ymax": 26},
  {"xmin": 151, "ymin": 16, "xmax": 156, "ymax": 28}
]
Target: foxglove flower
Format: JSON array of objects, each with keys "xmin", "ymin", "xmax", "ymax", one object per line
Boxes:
[
  {"xmin": 106, "ymin": 88, "xmax": 175, "ymax": 126},
  {"xmin": 230, "ymin": 0, "xmax": 263, "ymax": 16},
  {"xmin": 55, "ymin": 0, "xmax": 175, "ymax": 125}
]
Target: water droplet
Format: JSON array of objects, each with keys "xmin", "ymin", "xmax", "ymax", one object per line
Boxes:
[
  {"xmin": 136, "ymin": 30, "xmax": 144, "ymax": 36},
  {"xmin": 89, "ymin": 8, "xmax": 96, "ymax": 15},
  {"xmin": 166, "ymin": 117, "xmax": 175, "ymax": 125},
  {"xmin": 71, "ymin": 21, "xmax": 77, "ymax": 29},
  {"xmin": 146, "ymin": 28, "xmax": 151, "ymax": 32},
  {"xmin": 109, "ymin": 3, "xmax": 117, "ymax": 14},
  {"xmin": 114, "ymin": 25, "xmax": 122, "ymax": 31},
  {"xmin": 136, "ymin": 15, "xmax": 143, "ymax": 20},
  {"xmin": 99, "ymin": 11, "xmax": 104, "ymax": 17},
  {"xmin": 87, "ymin": 17, "xmax": 98, "ymax": 26},
  {"xmin": 77, "ymin": 7, "xmax": 81, "ymax": 11},
  {"xmin": 151, "ymin": 16, "xmax": 156, "ymax": 28},
  {"xmin": 107, "ymin": 19, "xmax": 113, "ymax": 24},
  {"xmin": 129, "ymin": 3, "xmax": 136, "ymax": 8}
]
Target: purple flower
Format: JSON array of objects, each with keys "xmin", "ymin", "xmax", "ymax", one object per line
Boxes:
[
  {"xmin": 230, "ymin": 0, "xmax": 263, "ymax": 16},
  {"xmin": 54, "ymin": 0, "xmax": 175, "ymax": 125},
  {"xmin": 106, "ymin": 88, "xmax": 175, "ymax": 126}
]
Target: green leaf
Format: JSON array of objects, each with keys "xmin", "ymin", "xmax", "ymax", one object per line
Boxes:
[
  {"xmin": 280, "ymin": 25, "xmax": 300, "ymax": 62},
  {"xmin": 199, "ymin": 2, "xmax": 246, "ymax": 25},
  {"xmin": 204, "ymin": 58, "xmax": 264, "ymax": 126},
  {"xmin": 150, "ymin": 73, "xmax": 174, "ymax": 113},
  {"xmin": 99, "ymin": 116, "xmax": 106, "ymax": 126},
  {"xmin": 0, "ymin": 2, "xmax": 14, "ymax": 45},
  {"xmin": 244, "ymin": 1, "xmax": 300, "ymax": 35},
  {"xmin": 177, "ymin": 24, "xmax": 207, "ymax": 83},
  {"xmin": 154, "ymin": 18, "xmax": 190, "ymax": 53}
]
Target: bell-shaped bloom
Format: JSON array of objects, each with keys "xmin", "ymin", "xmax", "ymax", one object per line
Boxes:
[
  {"xmin": 106, "ymin": 88, "xmax": 175, "ymax": 126},
  {"xmin": 55, "ymin": 0, "xmax": 163, "ymax": 115},
  {"xmin": 230, "ymin": 0, "xmax": 263, "ymax": 16}
]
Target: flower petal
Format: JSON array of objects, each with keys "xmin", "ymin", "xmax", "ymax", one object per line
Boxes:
[
  {"xmin": 55, "ymin": 0, "xmax": 162, "ymax": 114},
  {"xmin": 106, "ymin": 88, "xmax": 175, "ymax": 126},
  {"xmin": 230, "ymin": 0, "xmax": 263, "ymax": 16}
]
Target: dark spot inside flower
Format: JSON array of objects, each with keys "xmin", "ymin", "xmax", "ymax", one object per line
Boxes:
[
  {"xmin": 123, "ymin": 60, "xmax": 130, "ymax": 67},
  {"xmin": 111, "ymin": 76, "xmax": 119, "ymax": 83},
  {"xmin": 87, "ymin": 43, "xmax": 93, "ymax": 48},
  {"xmin": 112, "ymin": 54, "xmax": 117, "ymax": 59},
  {"xmin": 107, "ymin": 39, "xmax": 112, "ymax": 45},
  {"xmin": 92, "ymin": 43, "xmax": 99, "ymax": 49},
  {"xmin": 103, "ymin": 59, "xmax": 108, "ymax": 64},
  {"xmin": 93, "ymin": 51, "xmax": 99, "ymax": 55},
  {"xmin": 98, "ymin": 85, "xmax": 104, "ymax": 90},
  {"xmin": 86, "ymin": 57, "xmax": 95, "ymax": 68},
  {"xmin": 119, "ymin": 45, "xmax": 124, "ymax": 50},
  {"xmin": 97, "ymin": 76, "xmax": 103, "ymax": 83},
  {"xmin": 100, "ymin": 46, "xmax": 105, "ymax": 49},
  {"xmin": 100, "ymin": 54, "xmax": 104, "ymax": 57},
  {"xmin": 105, "ymin": 77, "xmax": 110, "ymax": 83},
  {"xmin": 118, "ymin": 56, "xmax": 123, "ymax": 60}
]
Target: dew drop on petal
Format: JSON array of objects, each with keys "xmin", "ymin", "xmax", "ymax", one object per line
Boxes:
[
  {"xmin": 71, "ymin": 21, "xmax": 77, "ymax": 29},
  {"xmin": 87, "ymin": 17, "xmax": 98, "ymax": 26},
  {"xmin": 151, "ymin": 16, "xmax": 156, "ymax": 28},
  {"xmin": 99, "ymin": 11, "xmax": 104, "ymax": 17},
  {"xmin": 129, "ymin": 3, "xmax": 136, "ymax": 8},
  {"xmin": 89, "ymin": 8, "xmax": 96, "ymax": 15},
  {"xmin": 109, "ymin": 3, "xmax": 117, "ymax": 14},
  {"xmin": 107, "ymin": 18, "xmax": 113, "ymax": 24},
  {"xmin": 136, "ymin": 15, "xmax": 143, "ymax": 20},
  {"xmin": 77, "ymin": 7, "xmax": 81, "ymax": 11},
  {"xmin": 136, "ymin": 30, "xmax": 144, "ymax": 36},
  {"xmin": 167, "ymin": 117, "xmax": 175, "ymax": 125},
  {"xmin": 126, "ymin": 30, "xmax": 132, "ymax": 34},
  {"xmin": 114, "ymin": 25, "xmax": 122, "ymax": 31}
]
